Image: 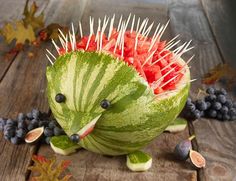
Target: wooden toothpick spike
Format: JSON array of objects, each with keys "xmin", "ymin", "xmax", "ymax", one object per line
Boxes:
[
  {"xmin": 58, "ymin": 29, "xmax": 67, "ymax": 41},
  {"xmin": 51, "ymin": 39, "xmax": 60, "ymax": 54},
  {"xmin": 46, "ymin": 54, "xmax": 54, "ymax": 65},
  {"xmin": 151, "ymin": 23, "xmax": 160, "ymax": 44},
  {"xmin": 158, "ymin": 19, "xmax": 170, "ymax": 41},
  {"xmin": 125, "ymin": 13, "xmax": 131, "ymax": 30},
  {"xmin": 136, "ymin": 17, "xmax": 140, "ymax": 32},
  {"xmin": 79, "ymin": 21, "xmax": 83, "ymax": 38},
  {"xmin": 108, "ymin": 14, "xmax": 115, "ymax": 40},
  {"xmin": 46, "ymin": 49, "xmax": 56, "ymax": 60},
  {"xmin": 152, "ymin": 66, "xmax": 176, "ymax": 89},
  {"xmin": 65, "ymin": 35, "xmax": 68, "ymax": 52},
  {"xmin": 134, "ymin": 19, "xmax": 147, "ymax": 51},
  {"xmin": 71, "ymin": 23, "xmax": 76, "ymax": 50},
  {"xmin": 58, "ymin": 36, "xmax": 65, "ymax": 49},
  {"xmin": 69, "ymin": 31, "xmax": 74, "ymax": 51},
  {"xmin": 117, "ymin": 15, "xmax": 123, "ymax": 31},
  {"xmin": 130, "ymin": 14, "xmax": 135, "ymax": 33},
  {"xmin": 160, "ymin": 74, "xmax": 179, "ymax": 88}
]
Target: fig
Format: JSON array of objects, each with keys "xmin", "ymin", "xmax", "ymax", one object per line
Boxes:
[
  {"xmin": 174, "ymin": 135, "xmax": 195, "ymax": 160},
  {"xmin": 25, "ymin": 127, "xmax": 44, "ymax": 143},
  {"xmin": 189, "ymin": 150, "xmax": 206, "ymax": 168}
]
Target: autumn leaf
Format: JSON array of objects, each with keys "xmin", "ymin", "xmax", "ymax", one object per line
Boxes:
[
  {"xmin": 23, "ymin": 0, "xmax": 44, "ymax": 30},
  {"xmin": 29, "ymin": 155, "xmax": 72, "ymax": 181},
  {"xmin": 0, "ymin": 21, "xmax": 36, "ymax": 44},
  {"xmin": 202, "ymin": 63, "xmax": 236, "ymax": 85},
  {"xmin": 39, "ymin": 23, "xmax": 69, "ymax": 41}
]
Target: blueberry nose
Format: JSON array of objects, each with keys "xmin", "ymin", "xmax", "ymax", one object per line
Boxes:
[{"xmin": 70, "ymin": 134, "xmax": 80, "ymax": 143}]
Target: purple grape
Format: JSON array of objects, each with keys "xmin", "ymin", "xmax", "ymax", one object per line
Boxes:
[
  {"xmin": 53, "ymin": 127, "xmax": 64, "ymax": 136},
  {"xmin": 45, "ymin": 137, "xmax": 51, "ymax": 144},
  {"xmin": 205, "ymin": 94, "xmax": 216, "ymax": 102},
  {"xmin": 26, "ymin": 112, "xmax": 33, "ymax": 120},
  {"xmin": 11, "ymin": 136, "xmax": 21, "ymax": 144},
  {"xmin": 32, "ymin": 109, "xmax": 40, "ymax": 119},
  {"xmin": 220, "ymin": 106, "xmax": 229, "ymax": 114},
  {"xmin": 225, "ymin": 100, "xmax": 233, "ymax": 108},
  {"xmin": 206, "ymin": 87, "xmax": 215, "ymax": 95},
  {"xmin": 16, "ymin": 128, "xmax": 27, "ymax": 138},
  {"xmin": 17, "ymin": 113, "xmax": 25, "ymax": 121},
  {"xmin": 44, "ymin": 127, "xmax": 54, "ymax": 137},
  {"xmin": 217, "ymin": 95, "xmax": 226, "ymax": 104},
  {"xmin": 196, "ymin": 100, "xmax": 207, "ymax": 111},
  {"xmin": 212, "ymin": 102, "xmax": 222, "ymax": 110},
  {"xmin": 207, "ymin": 109, "xmax": 217, "ymax": 118}
]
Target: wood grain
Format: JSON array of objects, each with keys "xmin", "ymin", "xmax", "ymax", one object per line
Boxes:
[
  {"xmin": 201, "ymin": 0, "xmax": 236, "ymax": 68},
  {"xmin": 0, "ymin": 0, "xmax": 87, "ymax": 180},
  {"xmin": 168, "ymin": 0, "xmax": 236, "ymax": 180},
  {"xmin": 35, "ymin": 0, "xmax": 197, "ymax": 180}
]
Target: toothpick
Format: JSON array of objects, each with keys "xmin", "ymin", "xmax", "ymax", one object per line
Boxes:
[
  {"xmin": 152, "ymin": 66, "xmax": 176, "ymax": 89},
  {"xmin": 51, "ymin": 39, "xmax": 60, "ymax": 54},
  {"xmin": 79, "ymin": 21, "xmax": 83, "ymax": 38},
  {"xmin": 151, "ymin": 23, "xmax": 160, "ymax": 43},
  {"xmin": 158, "ymin": 19, "xmax": 170, "ymax": 41},
  {"xmin": 46, "ymin": 54, "xmax": 54, "ymax": 65},
  {"xmin": 136, "ymin": 17, "xmax": 140, "ymax": 32},
  {"xmin": 108, "ymin": 14, "xmax": 115, "ymax": 40},
  {"xmin": 130, "ymin": 14, "xmax": 135, "ymax": 33},
  {"xmin": 46, "ymin": 49, "xmax": 56, "ymax": 60},
  {"xmin": 117, "ymin": 15, "xmax": 123, "ymax": 31},
  {"xmin": 71, "ymin": 23, "xmax": 76, "ymax": 50},
  {"xmin": 58, "ymin": 36, "xmax": 65, "ymax": 49},
  {"xmin": 160, "ymin": 74, "xmax": 179, "ymax": 88},
  {"xmin": 65, "ymin": 35, "xmax": 68, "ymax": 52},
  {"xmin": 125, "ymin": 13, "xmax": 131, "ymax": 30},
  {"xmin": 58, "ymin": 29, "xmax": 67, "ymax": 41}
]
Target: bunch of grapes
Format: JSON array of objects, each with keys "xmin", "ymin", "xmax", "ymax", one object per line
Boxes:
[
  {"xmin": 183, "ymin": 87, "xmax": 236, "ymax": 121},
  {"xmin": 0, "ymin": 109, "xmax": 65, "ymax": 145}
]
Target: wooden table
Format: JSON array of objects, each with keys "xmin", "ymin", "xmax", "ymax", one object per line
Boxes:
[{"xmin": 0, "ymin": 0, "xmax": 235, "ymax": 180}]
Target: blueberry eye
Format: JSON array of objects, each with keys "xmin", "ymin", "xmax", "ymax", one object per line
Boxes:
[
  {"xmin": 55, "ymin": 93, "xmax": 66, "ymax": 103},
  {"xmin": 70, "ymin": 134, "xmax": 80, "ymax": 143},
  {"xmin": 100, "ymin": 99, "xmax": 111, "ymax": 109}
]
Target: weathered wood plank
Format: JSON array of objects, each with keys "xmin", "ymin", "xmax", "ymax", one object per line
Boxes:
[
  {"xmin": 201, "ymin": 0, "xmax": 236, "ymax": 67},
  {"xmin": 0, "ymin": 0, "xmax": 87, "ymax": 180},
  {"xmin": 168, "ymin": 0, "xmax": 236, "ymax": 180},
  {"xmin": 35, "ymin": 0, "xmax": 197, "ymax": 180}
]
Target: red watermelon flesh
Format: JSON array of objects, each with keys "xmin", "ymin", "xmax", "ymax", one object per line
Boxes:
[{"xmin": 58, "ymin": 29, "xmax": 184, "ymax": 94}]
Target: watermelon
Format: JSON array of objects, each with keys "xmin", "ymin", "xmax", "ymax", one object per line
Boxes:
[{"xmin": 46, "ymin": 15, "xmax": 191, "ymax": 156}]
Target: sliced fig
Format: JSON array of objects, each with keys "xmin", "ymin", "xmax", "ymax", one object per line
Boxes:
[
  {"xmin": 174, "ymin": 135, "xmax": 195, "ymax": 160},
  {"xmin": 25, "ymin": 127, "xmax": 44, "ymax": 143},
  {"xmin": 189, "ymin": 150, "xmax": 206, "ymax": 168}
]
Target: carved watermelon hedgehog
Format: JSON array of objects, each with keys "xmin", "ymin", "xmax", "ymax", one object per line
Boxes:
[{"xmin": 46, "ymin": 14, "xmax": 193, "ymax": 168}]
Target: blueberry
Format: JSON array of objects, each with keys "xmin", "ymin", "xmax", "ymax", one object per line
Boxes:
[
  {"xmin": 11, "ymin": 136, "xmax": 21, "ymax": 144},
  {"xmin": 16, "ymin": 128, "xmax": 27, "ymax": 138},
  {"xmin": 206, "ymin": 87, "xmax": 215, "ymax": 94},
  {"xmin": 44, "ymin": 127, "xmax": 54, "ymax": 137},
  {"xmin": 196, "ymin": 100, "xmax": 207, "ymax": 111},
  {"xmin": 55, "ymin": 93, "xmax": 66, "ymax": 103},
  {"xmin": 220, "ymin": 106, "xmax": 228, "ymax": 114},
  {"xmin": 17, "ymin": 113, "xmax": 25, "ymax": 121},
  {"xmin": 6, "ymin": 119, "xmax": 15, "ymax": 126},
  {"xmin": 193, "ymin": 109, "xmax": 201, "ymax": 119},
  {"xmin": 32, "ymin": 109, "xmax": 40, "ymax": 119},
  {"xmin": 70, "ymin": 134, "xmax": 80, "ymax": 143},
  {"xmin": 100, "ymin": 99, "xmax": 111, "ymax": 109},
  {"xmin": 212, "ymin": 102, "xmax": 222, "ymax": 110},
  {"xmin": 31, "ymin": 119, "xmax": 38, "ymax": 124},
  {"xmin": 207, "ymin": 109, "xmax": 217, "ymax": 118},
  {"xmin": 45, "ymin": 137, "xmax": 51, "ymax": 144},
  {"xmin": 217, "ymin": 95, "xmax": 226, "ymax": 104},
  {"xmin": 225, "ymin": 100, "xmax": 233, "ymax": 108},
  {"xmin": 53, "ymin": 127, "xmax": 64, "ymax": 136},
  {"xmin": 205, "ymin": 94, "xmax": 216, "ymax": 102}
]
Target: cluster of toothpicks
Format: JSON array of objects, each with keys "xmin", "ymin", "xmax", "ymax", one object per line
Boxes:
[{"xmin": 46, "ymin": 14, "xmax": 196, "ymax": 94}]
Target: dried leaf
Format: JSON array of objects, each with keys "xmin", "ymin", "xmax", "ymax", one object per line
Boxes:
[
  {"xmin": 39, "ymin": 23, "xmax": 69, "ymax": 41},
  {"xmin": 23, "ymin": 0, "xmax": 44, "ymax": 30},
  {"xmin": 202, "ymin": 63, "xmax": 236, "ymax": 85},
  {"xmin": 0, "ymin": 21, "xmax": 36, "ymax": 44},
  {"xmin": 29, "ymin": 155, "xmax": 72, "ymax": 181}
]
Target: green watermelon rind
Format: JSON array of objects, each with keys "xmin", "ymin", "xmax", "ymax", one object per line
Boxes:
[{"xmin": 46, "ymin": 51, "xmax": 190, "ymax": 156}]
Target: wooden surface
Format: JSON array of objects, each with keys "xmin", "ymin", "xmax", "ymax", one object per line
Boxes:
[{"xmin": 0, "ymin": 0, "xmax": 235, "ymax": 180}]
